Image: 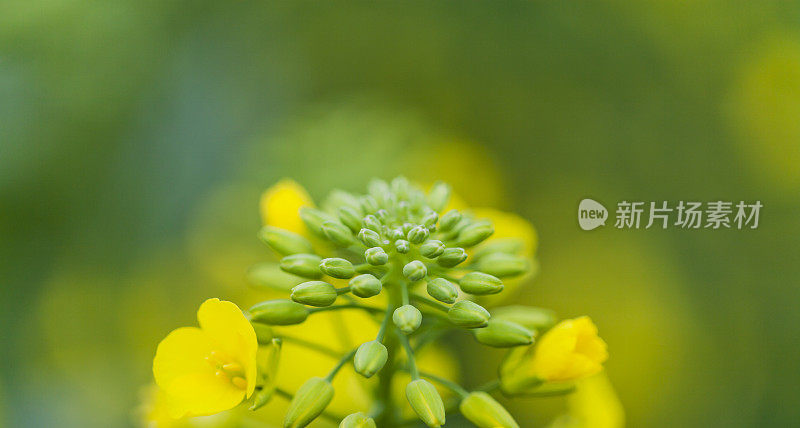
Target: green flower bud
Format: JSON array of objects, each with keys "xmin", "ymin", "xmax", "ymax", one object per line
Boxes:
[
  {"xmin": 419, "ymin": 240, "xmax": 445, "ymax": 258},
  {"xmin": 258, "ymin": 226, "xmax": 313, "ymax": 256},
  {"xmin": 459, "ymin": 391, "xmax": 519, "ymax": 428},
  {"xmin": 427, "ymin": 181, "xmax": 451, "ymax": 213},
  {"xmin": 353, "ymin": 340, "xmax": 388, "ymax": 378},
  {"xmin": 473, "ymin": 319, "xmax": 533, "ymax": 347},
  {"xmin": 368, "ymin": 178, "xmax": 390, "ymax": 198},
  {"xmin": 323, "ymin": 189, "xmax": 362, "ymax": 213},
  {"xmin": 322, "ymin": 221, "xmax": 354, "ymax": 246},
  {"xmin": 422, "ymin": 211, "xmax": 439, "ymax": 228},
  {"xmin": 456, "ymin": 221, "xmax": 494, "ymax": 247},
  {"xmin": 363, "ymin": 214, "xmax": 382, "ymax": 232},
  {"xmin": 472, "ymin": 238, "xmax": 525, "ymax": 259},
  {"xmin": 439, "ymin": 209, "xmax": 462, "ymax": 231},
  {"xmin": 337, "ymin": 206, "xmax": 363, "ymax": 232},
  {"xmin": 401, "ymin": 222, "xmax": 414, "ymax": 234},
  {"xmin": 407, "ymin": 225, "xmax": 429, "ymax": 244},
  {"xmin": 349, "ymin": 274, "xmax": 382, "ymax": 298},
  {"xmin": 339, "ymin": 412, "xmax": 376, "ymax": 428},
  {"xmin": 358, "ymin": 228, "xmax": 383, "ymax": 247},
  {"xmin": 474, "ymin": 253, "xmax": 531, "ymax": 278},
  {"xmin": 437, "ymin": 247, "xmax": 468, "ymax": 267},
  {"xmin": 448, "ymin": 300, "xmax": 490, "ymax": 328},
  {"xmin": 283, "ymin": 377, "xmax": 334, "ymax": 428},
  {"xmin": 251, "ymin": 322, "xmax": 275, "ymax": 344},
  {"xmin": 319, "ymin": 258, "xmax": 356, "ymax": 279},
  {"xmin": 406, "ymin": 379, "xmax": 446, "ymax": 427},
  {"xmin": 459, "ymin": 272, "xmax": 504, "ymax": 295},
  {"xmin": 393, "ymin": 305, "xmax": 422, "ymax": 334},
  {"xmin": 391, "ymin": 176, "xmax": 411, "ymax": 199},
  {"xmin": 375, "ymin": 209, "xmax": 390, "ymax": 223},
  {"xmin": 426, "ymin": 278, "xmax": 458, "ymax": 304},
  {"xmin": 247, "ymin": 263, "xmax": 304, "ymax": 292},
  {"xmin": 365, "ymin": 247, "xmax": 389, "ymax": 266},
  {"xmin": 299, "ymin": 207, "xmax": 336, "ymax": 237},
  {"xmin": 280, "ymin": 254, "xmax": 323, "ymax": 279},
  {"xmin": 250, "ymin": 299, "xmax": 309, "ymax": 325},
  {"xmin": 490, "ymin": 306, "xmax": 557, "ymax": 331},
  {"xmin": 251, "ymin": 338, "xmax": 282, "ymax": 410},
  {"xmin": 360, "ymin": 195, "xmax": 379, "ymax": 213},
  {"xmin": 395, "ymin": 239, "xmax": 410, "ymax": 254},
  {"xmin": 291, "ymin": 281, "xmax": 337, "ymax": 307},
  {"xmin": 387, "ymin": 228, "xmax": 404, "ymax": 241},
  {"xmin": 403, "ymin": 260, "xmax": 427, "ymax": 282}
]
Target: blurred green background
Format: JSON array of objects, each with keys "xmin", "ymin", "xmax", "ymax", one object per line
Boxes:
[{"xmin": 2, "ymin": 1, "xmax": 799, "ymax": 427}]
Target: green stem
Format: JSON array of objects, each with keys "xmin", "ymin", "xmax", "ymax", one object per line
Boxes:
[
  {"xmin": 377, "ymin": 303, "xmax": 394, "ymax": 342},
  {"xmin": 410, "ymin": 293, "xmax": 450, "ymax": 313},
  {"xmin": 335, "ymin": 286, "xmax": 352, "ymax": 295},
  {"xmin": 325, "ymin": 348, "xmax": 358, "ymax": 381},
  {"xmin": 278, "ymin": 334, "xmax": 340, "ymax": 358},
  {"xmin": 399, "ymin": 333, "xmax": 419, "ymax": 380},
  {"xmin": 477, "ymin": 378, "xmax": 501, "ymax": 393},
  {"xmin": 400, "ymin": 280, "xmax": 410, "ymax": 306},
  {"xmin": 409, "ymin": 370, "xmax": 469, "ymax": 399}
]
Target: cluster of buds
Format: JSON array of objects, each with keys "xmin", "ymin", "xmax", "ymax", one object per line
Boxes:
[{"xmin": 150, "ymin": 176, "xmax": 608, "ymax": 428}]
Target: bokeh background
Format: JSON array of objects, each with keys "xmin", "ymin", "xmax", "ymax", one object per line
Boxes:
[{"xmin": 2, "ymin": 1, "xmax": 799, "ymax": 427}]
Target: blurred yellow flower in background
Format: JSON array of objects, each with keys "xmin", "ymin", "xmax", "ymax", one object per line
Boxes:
[
  {"xmin": 501, "ymin": 316, "xmax": 607, "ymax": 393},
  {"xmin": 549, "ymin": 373, "xmax": 624, "ymax": 428},
  {"xmin": 153, "ymin": 299, "xmax": 258, "ymax": 418},
  {"xmin": 260, "ymin": 178, "xmax": 314, "ymax": 234}
]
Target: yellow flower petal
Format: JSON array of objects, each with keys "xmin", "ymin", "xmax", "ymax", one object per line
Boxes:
[
  {"xmin": 259, "ymin": 179, "xmax": 314, "ymax": 234},
  {"xmin": 167, "ymin": 371, "xmax": 245, "ymax": 417}
]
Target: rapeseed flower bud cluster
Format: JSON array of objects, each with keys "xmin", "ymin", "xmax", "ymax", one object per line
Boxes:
[{"xmin": 148, "ymin": 177, "xmax": 608, "ymax": 427}]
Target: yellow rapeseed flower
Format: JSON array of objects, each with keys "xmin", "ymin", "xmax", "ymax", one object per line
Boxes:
[
  {"xmin": 501, "ymin": 317, "xmax": 607, "ymax": 393},
  {"xmin": 153, "ymin": 298, "xmax": 258, "ymax": 418},
  {"xmin": 259, "ymin": 179, "xmax": 314, "ymax": 234}
]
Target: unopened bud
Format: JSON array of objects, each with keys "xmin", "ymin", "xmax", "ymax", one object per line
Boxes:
[
  {"xmin": 247, "ymin": 263, "xmax": 303, "ymax": 292},
  {"xmin": 375, "ymin": 209, "xmax": 390, "ymax": 223},
  {"xmin": 393, "ymin": 305, "xmax": 422, "ymax": 334},
  {"xmin": 439, "ymin": 209, "xmax": 462, "ymax": 231},
  {"xmin": 457, "ymin": 221, "xmax": 494, "ymax": 247},
  {"xmin": 407, "ymin": 226, "xmax": 429, "ymax": 244},
  {"xmin": 402, "ymin": 223, "xmax": 414, "ymax": 234},
  {"xmin": 258, "ymin": 226, "xmax": 313, "ymax": 255},
  {"xmin": 475, "ymin": 253, "xmax": 530, "ymax": 278},
  {"xmin": 403, "ymin": 260, "xmax": 427, "ymax": 282},
  {"xmin": 365, "ymin": 247, "xmax": 388, "ymax": 266},
  {"xmin": 280, "ymin": 254, "xmax": 323, "ymax": 279},
  {"xmin": 490, "ymin": 306, "xmax": 557, "ymax": 331},
  {"xmin": 448, "ymin": 300, "xmax": 490, "ymax": 328},
  {"xmin": 291, "ymin": 281, "xmax": 337, "ymax": 307},
  {"xmin": 419, "ymin": 240, "xmax": 445, "ymax": 258},
  {"xmin": 426, "ymin": 278, "xmax": 458, "ymax": 304},
  {"xmin": 459, "ymin": 391, "xmax": 519, "ymax": 428},
  {"xmin": 363, "ymin": 215, "xmax": 382, "ymax": 232},
  {"xmin": 250, "ymin": 300, "xmax": 309, "ymax": 325},
  {"xmin": 337, "ymin": 206, "xmax": 363, "ymax": 232},
  {"xmin": 350, "ymin": 274, "xmax": 382, "ymax": 298},
  {"xmin": 391, "ymin": 176, "xmax": 410, "ymax": 199},
  {"xmin": 299, "ymin": 207, "xmax": 336, "ymax": 237},
  {"xmin": 339, "ymin": 412, "xmax": 376, "ymax": 428},
  {"xmin": 358, "ymin": 228, "xmax": 383, "ymax": 247},
  {"xmin": 395, "ymin": 239, "xmax": 410, "ymax": 254},
  {"xmin": 319, "ymin": 258, "xmax": 355, "ymax": 279},
  {"xmin": 427, "ymin": 181, "xmax": 451, "ymax": 212},
  {"xmin": 283, "ymin": 377, "xmax": 334, "ymax": 428},
  {"xmin": 459, "ymin": 272, "xmax": 504, "ymax": 295},
  {"xmin": 406, "ymin": 379, "xmax": 446, "ymax": 427},
  {"xmin": 422, "ymin": 211, "xmax": 439, "ymax": 228},
  {"xmin": 437, "ymin": 247, "xmax": 468, "ymax": 267},
  {"xmin": 387, "ymin": 228, "xmax": 404, "ymax": 241},
  {"xmin": 472, "ymin": 238, "xmax": 524, "ymax": 259},
  {"xmin": 360, "ymin": 195, "xmax": 379, "ymax": 213},
  {"xmin": 473, "ymin": 319, "xmax": 533, "ymax": 348},
  {"xmin": 322, "ymin": 221, "xmax": 354, "ymax": 246},
  {"xmin": 353, "ymin": 340, "xmax": 388, "ymax": 378}
]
